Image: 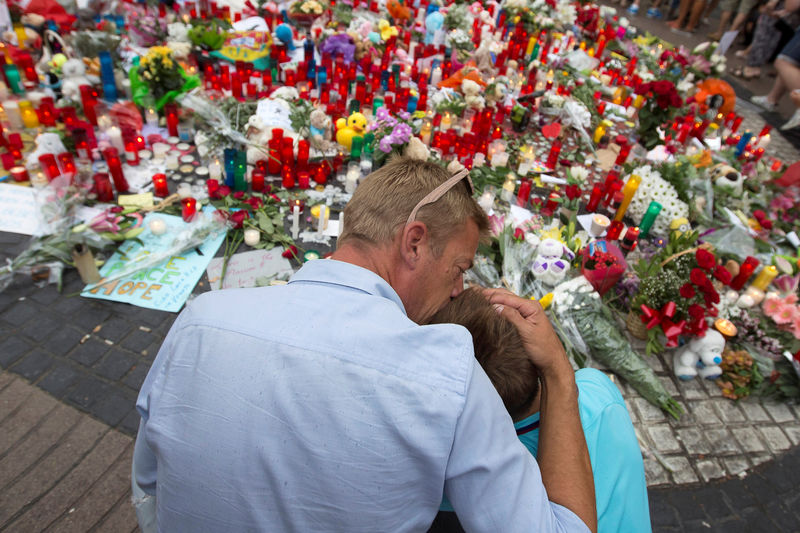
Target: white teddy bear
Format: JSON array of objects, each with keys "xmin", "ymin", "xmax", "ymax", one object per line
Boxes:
[
  {"xmin": 166, "ymin": 23, "xmax": 192, "ymax": 59},
  {"xmin": 461, "ymin": 79, "xmax": 485, "ymax": 111},
  {"xmin": 532, "ymin": 238, "xmax": 571, "ymax": 286},
  {"xmin": 60, "ymin": 58, "xmax": 92, "ymax": 103},
  {"xmin": 26, "ymin": 132, "xmax": 67, "ymax": 169},
  {"xmin": 673, "ymin": 329, "xmax": 725, "ymax": 380}
]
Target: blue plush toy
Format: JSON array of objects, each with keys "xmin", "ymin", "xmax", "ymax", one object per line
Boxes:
[
  {"xmin": 425, "ymin": 11, "xmax": 444, "ymax": 45},
  {"xmin": 275, "ymin": 24, "xmax": 296, "ymax": 50}
]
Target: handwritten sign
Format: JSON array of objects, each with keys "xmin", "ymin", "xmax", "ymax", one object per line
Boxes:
[
  {"xmin": 0, "ymin": 183, "xmax": 45, "ymax": 235},
  {"xmin": 81, "ymin": 211, "xmax": 225, "ymax": 312},
  {"xmin": 206, "ymin": 248, "xmax": 293, "ymax": 290}
]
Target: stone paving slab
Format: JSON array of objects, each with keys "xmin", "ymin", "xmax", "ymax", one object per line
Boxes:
[{"xmin": 0, "ymin": 371, "xmax": 137, "ymax": 532}]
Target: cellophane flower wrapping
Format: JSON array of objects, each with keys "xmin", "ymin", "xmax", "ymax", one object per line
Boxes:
[
  {"xmin": 580, "ymin": 241, "xmax": 627, "ymax": 296},
  {"xmin": 552, "ymin": 276, "xmax": 682, "ymax": 418}
]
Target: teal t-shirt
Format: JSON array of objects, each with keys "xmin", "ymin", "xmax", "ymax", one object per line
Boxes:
[{"xmin": 441, "ymin": 368, "xmax": 651, "ymax": 533}]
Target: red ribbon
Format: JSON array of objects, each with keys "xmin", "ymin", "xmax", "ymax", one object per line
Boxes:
[{"xmin": 640, "ymin": 303, "xmax": 686, "ymax": 348}]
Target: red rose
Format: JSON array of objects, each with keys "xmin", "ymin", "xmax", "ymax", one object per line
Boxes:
[
  {"xmin": 688, "ymin": 303, "xmax": 705, "ymax": 319},
  {"xmin": 635, "ymin": 82, "xmax": 652, "ymax": 96},
  {"xmin": 713, "ymin": 265, "xmax": 732, "ymax": 285},
  {"xmin": 282, "ymin": 245, "xmax": 299, "ymax": 259},
  {"xmin": 690, "ymin": 268, "xmax": 708, "ymax": 287},
  {"xmin": 233, "ymin": 191, "xmax": 246, "ymax": 200},
  {"xmin": 695, "ymin": 248, "xmax": 716, "ymax": 270},
  {"xmin": 566, "ymin": 184, "xmax": 582, "ymax": 200},
  {"xmin": 229, "ymin": 210, "xmax": 249, "ymax": 229},
  {"xmin": 246, "ymin": 197, "xmax": 263, "ymax": 210},
  {"xmin": 217, "ymin": 185, "xmax": 232, "ymax": 198},
  {"xmin": 652, "ymin": 80, "xmax": 673, "ymax": 95},
  {"xmin": 761, "ymin": 219, "xmax": 773, "ymax": 230},
  {"xmin": 513, "ymin": 227, "xmax": 525, "ymax": 241},
  {"xmin": 703, "ymin": 290, "xmax": 720, "ymax": 307},
  {"xmin": 679, "ymin": 283, "xmax": 696, "ymax": 298}
]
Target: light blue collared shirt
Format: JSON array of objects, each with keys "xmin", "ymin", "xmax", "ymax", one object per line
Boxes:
[{"xmin": 134, "ymin": 259, "xmax": 589, "ymax": 532}]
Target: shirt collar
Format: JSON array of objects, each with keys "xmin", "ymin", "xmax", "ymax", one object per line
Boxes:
[{"xmin": 288, "ymin": 259, "xmax": 407, "ymax": 315}]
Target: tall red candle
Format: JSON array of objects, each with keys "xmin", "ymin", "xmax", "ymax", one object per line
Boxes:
[
  {"xmin": 606, "ymin": 220, "xmax": 624, "ymax": 240},
  {"xmin": 39, "ymin": 154, "xmax": 61, "ymax": 181},
  {"xmin": 57, "ymin": 152, "xmax": 76, "ymax": 178},
  {"xmin": 546, "ymin": 140, "xmax": 562, "ymax": 169},
  {"xmin": 730, "ymin": 256, "xmax": 759, "ymax": 290},
  {"xmin": 282, "ymin": 165, "xmax": 295, "ymax": 188},
  {"xmin": 586, "ymin": 184, "xmax": 603, "ymax": 212},
  {"xmin": 165, "ymin": 103, "xmax": 179, "ymax": 137},
  {"xmin": 103, "ymin": 147, "xmax": 129, "ymax": 193},
  {"xmin": 517, "ymin": 180, "xmax": 532, "ymax": 206},
  {"xmin": 251, "ymin": 171, "xmax": 265, "ymax": 191},
  {"xmin": 93, "ymin": 173, "xmax": 114, "ymax": 202}
]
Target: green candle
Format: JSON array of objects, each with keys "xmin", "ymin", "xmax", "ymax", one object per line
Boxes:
[
  {"xmin": 4, "ymin": 65, "xmax": 23, "ymax": 94},
  {"xmin": 350, "ymin": 136, "xmax": 363, "ymax": 159},
  {"xmin": 639, "ymin": 201, "xmax": 662, "ymax": 237},
  {"xmin": 372, "ymin": 97, "xmax": 384, "ymax": 116},
  {"xmin": 234, "ymin": 150, "xmax": 247, "ymax": 192}
]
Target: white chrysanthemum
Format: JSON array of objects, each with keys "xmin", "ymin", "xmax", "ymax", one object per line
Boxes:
[
  {"xmin": 570, "ymin": 166, "xmax": 589, "ymax": 183},
  {"xmin": 626, "ymin": 165, "xmax": 689, "ymax": 236}
]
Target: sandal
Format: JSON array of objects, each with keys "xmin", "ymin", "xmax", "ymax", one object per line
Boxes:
[{"xmin": 732, "ymin": 67, "xmax": 760, "ymax": 80}]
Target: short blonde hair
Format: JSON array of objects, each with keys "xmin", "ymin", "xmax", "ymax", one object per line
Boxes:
[{"xmin": 338, "ymin": 157, "xmax": 488, "ymax": 253}]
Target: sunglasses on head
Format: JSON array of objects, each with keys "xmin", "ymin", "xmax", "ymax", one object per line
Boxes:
[{"xmin": 406, "ymin": 168, "xmax": 475, "ymax": 226}]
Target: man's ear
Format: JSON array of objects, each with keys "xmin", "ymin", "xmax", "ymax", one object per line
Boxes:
[{"xmin": 399, "ymin": 221, "xmax": 429, "ymax": 269}]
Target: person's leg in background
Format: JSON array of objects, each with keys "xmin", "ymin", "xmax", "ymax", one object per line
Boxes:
[
  {"xmin": 703, "ymin": 0, "xmax": 722, "ymax": 23},
  {"xmin": 686, "ymin": 0, "xmax": 709, "ymax": 30},
  {"xmin": 783, "ymin": 88, "xmax": 800, "ymax": 129}
]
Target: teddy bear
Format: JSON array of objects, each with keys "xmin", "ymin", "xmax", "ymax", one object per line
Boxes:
[
  {"xmin": 167, "ymin": 22, "xmax": 192, "ymax": 59},
  {"xmin": 26, "ymin": 132, "xmax": 68, "ymax": 169},
  {"xmin": 309, "ymin": 107, "xmax": 334, "ymax": 151},
  {"xmin": 461, "ymin": 79, "xmax": 485, "ymax": 111},
  {"xmin": 60, "ymin": 58, "xmax": 92, "ymax": 103},
  {"xmin": 532, "ymin": 238, "xmax": 572, "ymax": 286},
  {"xmin": 245, "ymin": 114, "xmax": 272, "ymax": 164},
  {"xmin": 673, "ymin": 329, "xmax": 725, "ymax": 380}
]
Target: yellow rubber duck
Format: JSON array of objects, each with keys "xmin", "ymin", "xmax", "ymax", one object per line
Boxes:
[
  {"xmin": 335, "ymin": 112, "xmax": 368, "ymax": 151},
  {"xmin": 378, "ymin": 19, "xmax": 398, "ymax": 41}
]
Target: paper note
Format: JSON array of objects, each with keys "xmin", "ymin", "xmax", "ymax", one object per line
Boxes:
[
  {"xmin": 0, "ymin": 183, "xmax": 44, "ymax": 235},
  {"xmin": 118, "ymin": 192, "xmax": 155, "ymax": 208},
  {"xmin": 206, "ymin": 248, "xmax": 293, "ymax": 290}
]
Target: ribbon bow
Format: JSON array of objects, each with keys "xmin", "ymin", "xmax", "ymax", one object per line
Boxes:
[{"xmin": 640, "ymin": 302, "xmax": 686, "ymax": 348}]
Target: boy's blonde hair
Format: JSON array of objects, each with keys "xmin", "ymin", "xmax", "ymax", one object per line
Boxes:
[
  {"xmin": 428, "ymin": 288, "xmax": 540, "ymax": 421},
  {"xmin": 338, "ymin": 157, "xmax": 488, "ymax": 255}
]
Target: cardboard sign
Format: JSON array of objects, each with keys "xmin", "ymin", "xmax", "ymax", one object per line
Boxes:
[
  {"xmin": 81, "ymin": 210, "xmax": 225, "ymax": 312},
  {"xmin": 206, "ymin": 248, "xmax": 293, "ymax": 290},
  {"xmin": 0, "ymin": 183, "xmax": 45, "ymax": 235}
]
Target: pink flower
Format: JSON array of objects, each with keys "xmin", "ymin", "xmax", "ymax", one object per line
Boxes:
[
  {"xmin": 793, "ymin": 314, "xmax": 800, "ymax": 339},
  {"xmin": 488, "ymin": 214, "xmax": 505, "ymax": 237},
  {"xmin": 786, "ymin": 293, "xmax": 799, "ymax": 305},
  {"xmin": 772, "ymin": 304, "xmax": 797, "ymax": 325},
  {"xmin": 763, "ymin": 297, "xmax": 783, "ymax": 316}
]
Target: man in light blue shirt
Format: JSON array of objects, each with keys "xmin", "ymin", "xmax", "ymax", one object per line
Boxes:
[{"xmin": 133, "ymin": 159, "xmax": 596, "ymax": 532}]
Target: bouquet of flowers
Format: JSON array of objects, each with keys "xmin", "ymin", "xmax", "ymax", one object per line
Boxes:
[
  {"xmin": 551, "ymin": 276, "xmax": 683, "ymax": 418},
  {"xmin": 580, "ymin": 240, "xmax": 626, "ymax": 296},
  {"xmin": 631, "ymin": 230, "xmax": 731, "ymax": 354},
  {"xmin": 635, "ymin": 79, "xmax": 682, "ymax": 150},
  {"xmin": 368, "ymin": 107, "xmax": 416, "ymax": 167},
  {"xmin": 716, "ymin": 348, "xmax": 763, "ymax": 400},
  {"xmin": 288, "ymin": 0, "xmax": 326, "ymax": 24},
  {"xmin": 130, "ymin": 46, "xmax": 200, "ymax": 110}
]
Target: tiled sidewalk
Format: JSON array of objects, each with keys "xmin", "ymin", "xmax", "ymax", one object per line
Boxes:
[{"xmin": 0, "ymin": 371, "xmax": 137, "ymax": 532}]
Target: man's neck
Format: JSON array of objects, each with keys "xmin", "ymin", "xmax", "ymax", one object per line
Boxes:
[{"xmin": 331, "ymin": 243, "xmax": 396, "ymax": 288}]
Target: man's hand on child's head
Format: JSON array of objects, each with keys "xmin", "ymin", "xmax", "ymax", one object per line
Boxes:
[{"xmin": 482, "ymin": 288, "xmax": 571, "ymax": 380}]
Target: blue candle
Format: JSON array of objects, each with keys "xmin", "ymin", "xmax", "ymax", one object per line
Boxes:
[
  {"xmin": 224, "ymin": 148, "xmax": 237, "ymax": 188},
  {"xmin": 735, "ymin": 132, "xmax": 753, "ymax": 157},
  {"xmin": 99, "ymin": 51, "xmax": 117, "ymax": 103}
]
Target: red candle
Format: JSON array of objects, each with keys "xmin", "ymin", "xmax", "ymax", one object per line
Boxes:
[
  {"xmin": 615, "ymin": 144, "xmax": 631, "ymax": 166},
  {"xmin": 7, "ymin": 133, "xmax": 23, "ymax": 151},
  {"xmin": 125, "ymin": 142, "xmax": 140, "ymax": 166},
  {"xmin": 152, "ymin": 173, "xmax": 169, "ymax": 197},
  {"xmin": 39, "ymin": 154, "xmax": 61, "ymax": 181},
  {"xmin": 57, "ymin": 152, "xmax": 76, "ymax": 178},
  {"xmin": 297, "ymin": 171, "xmax": 310, "ymax": 189},
  {"xmin": 282, "ymin": 165, "xmax": 295, "ymax": 188},
  {"xmin": 10, "ymin": 166, "xmax": 28, "ymax": 182},
  {"xmin": 93, "ymin": 173, "xmax": 114, "ymax": 202},
  {"xmin": 620, "ymin": 226, "xmax": 640, "ymax": 253},
  {"xmin": 546, "ymin": 140, "xmax": 562, "ymax": 169},
  {"xmin": 730, "ymin": 116, "xmax": 743, "ymax": 133},
  {"xmin": 251, "ymin": 171, "xmax": 265, "ymax": 191},
  {"xmin": 586, "ymin": 184, "xmax": 603, "ymax": 212},
  {"xmin": 730, "ymin": 256, "xmax": 759, "ymax": 290},
  {"xmin": 513, "ymin": 180, "xmax": 530, "ymax": 206},
  {"xmin": 181, "ymin": 197, "xmax": 198, "ymax": 222},
  {"xmin": 84, "ymin": 100, "xmax": 98, "ymax": 126},
  {"xmin": 314, "ymin": 164, "xmax": 328, "ymax": 185},
  {"xmin": 606, "ymin": 220, "xmax": 624, "ymax": 240},
  {"xmin": 1, "ymin": 153, "xmax": 15, "ymax": 170},
  {"xmin": 165, "ymin": 103, "xmax": 179, "ymax": 137},
  {"xmin": 103, "ymin": 147, "xmax": 129, "ymax": 193}
]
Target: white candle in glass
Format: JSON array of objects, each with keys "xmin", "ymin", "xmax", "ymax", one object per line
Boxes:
[
  {"xmin": 145, "ymin": 108, "xmax": 159, "ymax": 128},
  {"xmin": 345, "ymin": 166, "xmax": 359, "ymax": 194},
  {"xmin": 107, "ymin": 126, "xmax": 124, "ymax": 152},
  {"xmin": 177, "ymin": 182, "xmax": 192, "ymax": 198},
  {"xmin": 291, "ymin": 205, "xmax": 300, "ymax": 239},
  {"xmin": 166, "ymin": 153, "xmax": 179, "ymax": 170},
  {"xmin": 153, "ymin": 143, "xmax": 170, "ymax": 160},
  {"xmin": 209, "ymin": 159, "xmax": 222, "ymax": 180},
  {"xmin": 491, "ymin": 151, "xmax": 509, "ymax": 168},
  {"xmin": 244, "ymin": 228, "xmax": 260, "ymax": 246},
  {"xmin": 440, "ymin": 113, "xmax": 452, "ymax": 132}
]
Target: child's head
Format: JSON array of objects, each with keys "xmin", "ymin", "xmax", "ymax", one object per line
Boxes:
[{"xmin": 428, "ymin": 288, "xmax": 540, "ymax": 421}]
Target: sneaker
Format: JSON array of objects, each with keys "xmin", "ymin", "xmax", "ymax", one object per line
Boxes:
[
  {"xmin": 751, "ymin": 95, "xmax": 776, "ymax": 112},
  {"xmin": 646, "ymin": 7, "xmax": 662, "ymax": 18},
  {"xmin": 627, "ymin": 4, "xmax": 639, "ymax": 14},
  {"xmin": 780, "ymin": 109, "xmax": 800, "ymax": 130}
]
